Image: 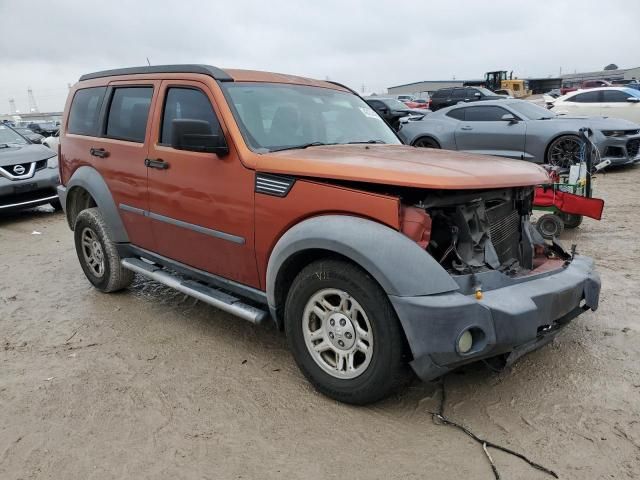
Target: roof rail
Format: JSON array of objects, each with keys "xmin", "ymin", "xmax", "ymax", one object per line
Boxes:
[{"xmin": 79, "ymin": 64, "xmax": 233, "ymax": 82}]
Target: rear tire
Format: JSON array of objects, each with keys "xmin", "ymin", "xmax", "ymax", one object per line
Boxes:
[
  {"xmin": 284, "ymin": 259, "xmax": 410, "ymax": 405},
  {"xmin": 50, "ymin": 199, "xmax": 63, "ymax": 211},
  {"xmin": 413, "ymin": 137, "xmax": 440, "ymax": 149},
  {"xmin": 536, "ymin": 214, "xmax": 564, "ymax": 239},
  {"xmin": 74, "ymin": 208, "xmax": 134, "ymax": 292}
]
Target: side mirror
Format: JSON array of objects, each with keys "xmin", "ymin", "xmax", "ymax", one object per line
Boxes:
[
  {"xmin": 627, "ymin": 97, "xmax": 640, "ymax": 103},
  {"xmin": 474, "ymin": 92, "xmax": 482, "ymax": 98},
  {"xmin": 170, "ymin": 119, "xmax": 229, "ymax": 156},
  {"xmin": 501, "ymin": 113, "xmax": 518, "ymax": 122}
]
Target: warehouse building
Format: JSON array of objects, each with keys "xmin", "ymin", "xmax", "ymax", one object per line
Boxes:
[
  {"xmin": 386, "ymin": 80, "xmax": 467, "ymax": 97},
  {"xmin": 560, "ymin": 66, "xmax": 640, "ymax": 85}
]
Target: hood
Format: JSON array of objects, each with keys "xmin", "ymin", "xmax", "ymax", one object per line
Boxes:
[
  {"xmin": 548, "ymin": 115, "xmax": 639, "ymax": 130},
  {"xmin": 257, "ymin": 144, "xmax": 549, "ymax": 190},
  {"xmin": 0, "ymin": 143, "xmax": 56, "ymax": 167}
]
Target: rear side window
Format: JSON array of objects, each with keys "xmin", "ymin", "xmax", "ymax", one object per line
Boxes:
[
  {"xmin": 106, "ymin": 87, "xmax": 153, "ymax": 142},
  {"xmin": 434, "ymin": 89, "xmax": 450, "ymax": 98},
  {"xmin": 451, "ymin": 89, "xmax": 466, "ymax": 99},
  {"xmin": 161, "ymin": 88, "xmax": 221, "ymax": 145},
  {"xmin": 67, "ymin": 87, "xmax": 106, "ymax": 136},
  {"xmin": 446, "ymin": 108, "xmax": 465, "ymax": 120},
  {"xmin": 567, "ymin": 91, "xmax": 601, "ymax": 103},
  {"xmin": 464, "ymin": 106, "xmax": 509, "ymax": 121}
]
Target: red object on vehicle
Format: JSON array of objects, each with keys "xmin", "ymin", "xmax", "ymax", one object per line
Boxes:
[
  {"xmin": 400, "ymin": 205, "xmax": 432, "ymax": 248},
  {"xmin": 533, "ymin": 186, "xmax": 604, "ymax": 220}
]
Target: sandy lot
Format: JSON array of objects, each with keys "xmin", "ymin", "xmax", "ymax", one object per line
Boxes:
[{"xmin": 1, "ymin": 167, "xmax": 639, "ymax": 479}]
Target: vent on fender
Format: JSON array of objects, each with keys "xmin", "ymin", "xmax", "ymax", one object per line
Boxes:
[{"xmin": 255, "ymin": 173, "xmax": 295, "ymax": 197}]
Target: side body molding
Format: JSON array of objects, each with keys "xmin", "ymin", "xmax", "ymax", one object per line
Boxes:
[
  {"xmin": 266, "ymin": 215, "xmax": 460, "ymax": 312},
  {"xmin": 63, "ymin": 166, "xmax": 129, "ymax": 243}
]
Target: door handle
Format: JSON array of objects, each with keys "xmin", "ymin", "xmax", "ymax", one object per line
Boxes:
[
  {"xmin": 144, "ymin": 158, "xmax": 169, "ymax": 170},
  {"xmin": 90, "ymin": 147, "xmax": 109, "ymax": 158},
  {"xmin": 460, "ymin": 126, "xmax": 473, "ymax": 131}
]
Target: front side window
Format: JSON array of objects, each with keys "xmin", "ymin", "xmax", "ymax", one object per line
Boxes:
[
  {"xmin": 464, "ymin": 106, "xmax": 510, "ymax": 121},
  {"xmin": 161, "ymin": 87, "xmax": 220, "ymax": 145},
  {"xmin": 106, "ymin": 87, "xmax": 153, "ymax": 142},
  {"xmin": 68, "ymin": 87, "xmax": 107, "ymax": 136},
  {"xmin": 602, "ymin": 90, "xmax": 633, "ymax": 103},
  {"xmin": 223, "ymin": 83, "xmax": 400, "ymax": 152}
]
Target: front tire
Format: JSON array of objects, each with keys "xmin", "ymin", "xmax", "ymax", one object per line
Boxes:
[
  {"xmin": 413, "ymin": 137, "xmax": 440, "ymax": 149},
  {"xmin": 74, "ymin": 208, "xmax": 134, "ymax": 292},
  {"xmin": 284, "ymin": 259, "xmax": 410, "ymax": 404},
  {"xmin": 546, "ymin": 135, "xmax": 583, "ymax": 168}
]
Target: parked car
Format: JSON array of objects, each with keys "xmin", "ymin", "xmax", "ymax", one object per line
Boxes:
[
  {"xmin": 364, "ymin": 97, "xmax": 428, "ymax": 130},
  {"xmin": 403, "ymin": 98, "xmax": 430, "ymax": 109},
  {"xmin": 551, "ymin": 87, "xmax": 640, "ymax": 123},
  {"xmin": 429, "ymin": 86, "xmax": 504, "ymax": 111},
  {"xmin": 0, "ymin": 124, "xmax": 61, "ymax": 212},
  {"xmin": 13, "ymin": 127, "xmax": 45, "ymax": 144},
  {"xmin": 560, "ymin": 79, "xmax": 612, "ymax": 96},
  {"xmin": 58, "ymin": 64, "xmax": 600, "ymax": 405},
  {"xmin": 398, "ymin": 99, "xmax": 640, "ymax": 167},
  {"xmin": 26, "ymin": 121, "xmax": 58, "ymax": 136},
  {"xmin": 396, "ymin": 94, "xmax": 415, "ymax": 102},
  {"xmin": 42, "ymin": 129, "xmax": 60, "ymax": 150}
]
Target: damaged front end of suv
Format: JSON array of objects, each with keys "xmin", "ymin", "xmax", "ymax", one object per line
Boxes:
[{"xmin": 396, "ymin": 184, "xmax": 600, "ymax": 381}]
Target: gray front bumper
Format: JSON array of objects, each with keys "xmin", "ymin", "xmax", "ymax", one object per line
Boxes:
[{"xmin": 390, "ymin": 255, "xmax": 600, "ymax": 381}]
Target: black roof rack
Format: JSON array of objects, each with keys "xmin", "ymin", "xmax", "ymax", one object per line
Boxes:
[{"xmin": 79, "ymin": 64, "xmax": 233, "ymax": 82}]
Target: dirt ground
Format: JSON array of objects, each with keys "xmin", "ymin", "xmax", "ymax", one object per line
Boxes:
[{"xmin": 1, "ymin": 167, "xmax": 639, "ymax": 480}]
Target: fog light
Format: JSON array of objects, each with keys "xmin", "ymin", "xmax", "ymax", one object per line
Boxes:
[{"xmin": 458, "ymin": 330, "xmax": 473, "ymax": 354}]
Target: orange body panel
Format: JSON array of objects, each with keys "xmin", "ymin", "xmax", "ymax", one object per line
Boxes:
[{"xmin": 60, "ymin": 66, "xmax": 547, "ymax": 292}]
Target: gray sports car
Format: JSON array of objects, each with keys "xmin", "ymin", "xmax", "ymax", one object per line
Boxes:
[{"xmin": 398, "ymin": 99, "xmax": 640, "ymax": 167}]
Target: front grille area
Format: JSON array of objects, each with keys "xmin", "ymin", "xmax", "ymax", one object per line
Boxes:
[
  {"xmin": 486, "ymin": 201, "xmax": 521, "ymax": 264},
  {"xmin": 627, "ymin": 139, "xmax": 640, "ymax": 158},
  {"xmin": 0, "ymin": 160, "xmax": 46, "ymax": 180}
]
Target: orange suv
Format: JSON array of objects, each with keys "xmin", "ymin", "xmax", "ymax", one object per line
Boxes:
[{"xmin": 57, "ymin": 65, "xmax": 600, "ymax": 404}]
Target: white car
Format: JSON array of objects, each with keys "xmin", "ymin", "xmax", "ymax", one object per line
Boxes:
[
  {"xmin": 42, "ymin": 130, "xmax": 60, "ymax": 150},
  {"xmin": 551, "ymin": 87, "xmax": 640, "ymax": 123}
]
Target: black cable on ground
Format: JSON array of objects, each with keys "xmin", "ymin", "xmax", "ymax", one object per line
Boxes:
[{"xmin": 428, "ymin": 378, "xmax": 559, "ymax": 480}]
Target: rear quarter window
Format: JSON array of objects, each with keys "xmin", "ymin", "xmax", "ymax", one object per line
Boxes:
[
  {"xmin": 67, "ymin": 87, "xmax": 107, "ymax": 136},
  {"xmin": 446, "ymin": 108, "xmax": 465, "ymax": 120}
]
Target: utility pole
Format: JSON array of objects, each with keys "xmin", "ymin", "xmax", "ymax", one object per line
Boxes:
[
  {"xmin": 27, "ymin": 87, "xmax": 39, "ymax": 113},
  {"xmin": 9, "ymin": 98, "xmax": 17, "ymax": 114}
]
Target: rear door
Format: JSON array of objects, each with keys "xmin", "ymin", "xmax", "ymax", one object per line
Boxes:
[
  {"xmin": 145, "ymin": 80, "xmax": 259, "ymax": 287},
  {"xmin": 454, "ymin": 105, "xmax": 526, "ymax": 159}
]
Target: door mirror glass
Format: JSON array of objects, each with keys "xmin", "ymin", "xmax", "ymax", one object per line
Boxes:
[
  {"xmin": 170, "ymin": 119, "xmax": 229, "ymax": 156},
  {"xmin": 501, "ymin": 113, "xmax": 517, "ymax": 122},
  {"xmin": 474, "ymin": 92, "xmax": 482, "ymax": 98}
]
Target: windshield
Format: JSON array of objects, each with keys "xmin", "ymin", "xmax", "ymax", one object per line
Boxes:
[
  {"xmin": 0, "ymin": 125, "xmax": 29, "ymax": 145},
  {"xmin": 507, "ymin": 101, "xmax": 555, "ymax": 120},
  {"xmin": 35, "ymin": 122, "xmax": 57, "ymax": 129},
  {"xmin": 476, "ymin": 87, "xmax": 496, "ymax": 96},
  {"xmin": 622, "ymin": 88, "xmax": 640, "ymax": 98},
  {"xmin": 223, "ymin": 83, "xmax": 400, "ymax": 152},
  {"xmin": 382, "ymin": 99, "xmax": 410, "ymax": 110}
]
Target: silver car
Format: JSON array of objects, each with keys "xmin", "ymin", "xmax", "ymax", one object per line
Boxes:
[{"xmin": 398, "ymin": 99, "xmax": 640, "ymax": 167}]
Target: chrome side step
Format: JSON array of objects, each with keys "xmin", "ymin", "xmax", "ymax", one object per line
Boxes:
[{"xmin": 121, "ymin": 257, "xmax": 269, "ymax": 324}]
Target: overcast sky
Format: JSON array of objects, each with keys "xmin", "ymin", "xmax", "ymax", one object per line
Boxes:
[{"xmin": 1, "ymin": 0, "xmax": 638, "ymax": 113}]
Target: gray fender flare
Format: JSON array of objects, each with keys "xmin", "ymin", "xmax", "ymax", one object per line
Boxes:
[
  {"xmin": 65, "ymin": 166, "xmax": 129, "ymax": 243},
  {"xmin": 266, "ymin": 215, "xmax": 459, "ymax": 312}
]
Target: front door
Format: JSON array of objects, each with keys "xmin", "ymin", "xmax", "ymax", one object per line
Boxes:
[
  {"xmin": 145, "ymin": 80, "xmax": 259, "ymax": 287},
  {"xmin": 454, "ymin": 105, "xmax": 526, "ymax": 160}
]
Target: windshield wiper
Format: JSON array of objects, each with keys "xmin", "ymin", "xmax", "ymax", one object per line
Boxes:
[
  {"xmin": 346, "ymin": 140, "xmax": 387, "ymax": 144},
  {"xmin": 269, "ymin": 141, "xmax": 336, "ymax": 152}
]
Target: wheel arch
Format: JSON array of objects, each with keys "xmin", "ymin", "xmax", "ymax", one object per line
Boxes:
[
  {"xmin": 64, "ymin": 166, "xmax": 129, "ymax": 242},
  {"xmin": 411, "ymin": 135, "xmax": 441, "ymax": 148},
  {"xmin": 266, "ymin": 215, "xmax": 459, "ymax": 329},
  {"xmin": 543, "ymin": 132, "xmax": 583, "ymax": 164}
]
